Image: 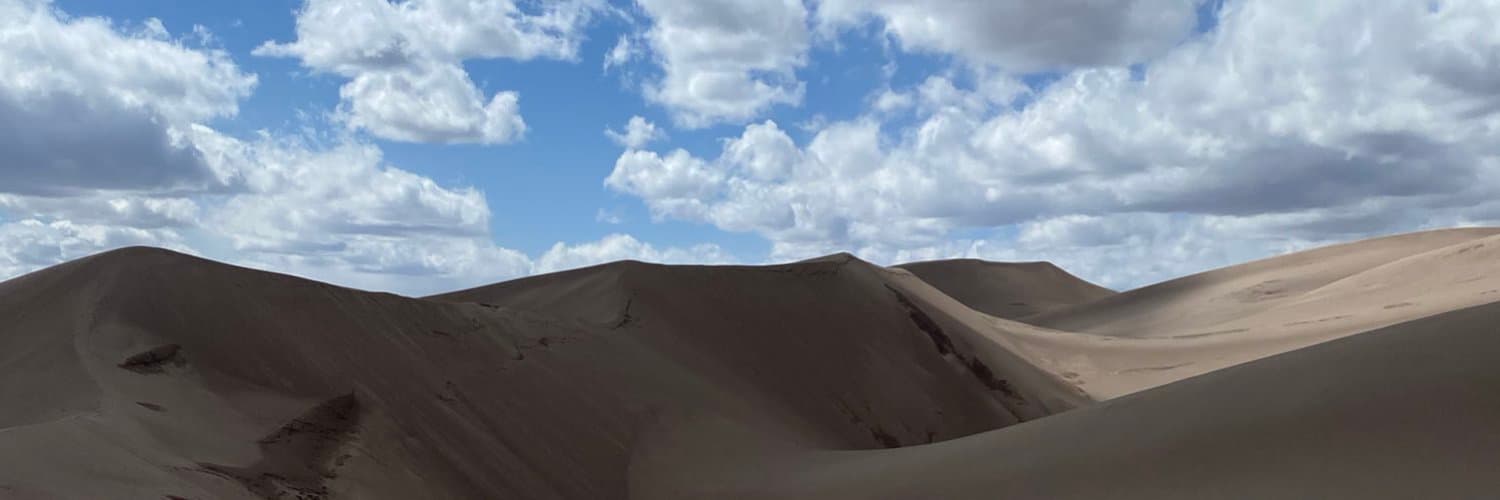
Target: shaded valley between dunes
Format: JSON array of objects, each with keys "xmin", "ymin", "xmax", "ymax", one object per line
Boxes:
[{"xmin": 4, "ymin": 228, "xmax": 1500, "ymax": 498}]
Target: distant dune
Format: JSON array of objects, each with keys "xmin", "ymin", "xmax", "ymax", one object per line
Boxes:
[
  {"xmin": 892, "ymin": 259, "xmax": 1115, "ymax": 319},
  {"xmin": 4, "ymin": 229, "xmax": 1500, "ymax": 498},
  {"xmin": 1012, "ymin": 227, "xmax": 1500, "ymax": 397}
]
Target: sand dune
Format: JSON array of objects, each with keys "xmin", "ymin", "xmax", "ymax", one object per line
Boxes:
[
  {"xmin": 1027, "ymin": 227, "xmax": 1500, "ymax": 336},
  {"xmin": 0, "ymin": 248, "xmax": 1069, "ymax": 498},
  {"xmin": 892, "ymin": 259, "xmax": 1115, "ymax": 319},
  {"xmin": 649, "ymin": 299, "xmax": 1500, "ymax": 499},
  {"xmin": 433, "ymin": 254, "xmax": 1089, "ymax": 419},
  {"xmin": 4, "ymin": 228, "xmax": 1500, "ymax": 498},
  {"xmin": 1003, "ymin": 228, "xmax": 1500, "ymax": 397}
]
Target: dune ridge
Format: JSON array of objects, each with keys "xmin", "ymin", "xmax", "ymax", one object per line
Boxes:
[
  {"xmin": 1004, "ymin": 228, "xmax": 1500, "ymax": 398},
  {"xmin": 892, "ymin": 259, "xmax": 1115, "ymax": 319},
  {"xmin": 3, "ymin": 228, "xmax": 1500, "ymax": 498},
  {"xmin": 649, "ymin": 299, "xmax": 1500, "ymax": 499},
  {"xmin": 0, "ymin": 248, "xmax": 1067, "ymax": 499}
]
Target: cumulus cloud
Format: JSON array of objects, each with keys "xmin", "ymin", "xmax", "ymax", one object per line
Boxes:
[
  {"xmin": 334, "ymin": 62, "xmax": 527, "ymax": 144},
  {"xmin": 634, "ymin": 0, "xmax": 809, "ymax": 127},
  {"xmin": 0, "ymin": 0, "xmax": 255, "ymax": 124},
  {"xmin": 814, "ymin": 0, "xmax": 1202, "ymax": 71},
  {"xmin": 0, "ymin": 219, "xmax": 188, "ymax": 280},
  {"xmin": 0, "ymin": 0, "xmax": 255, "ymax": 197},
  {"xmin": 608, "ymin": 0, "xmax": 1500, "ymax": 287},
  {"xmin": 0, "ymin": 0, "xmax": 731, "ymax": 296},
  {"xmin": 605, "ymin": 115, "xmax": 666, "ymax": 148},
  {"xmin": 606, "ymin": 148, "xmax": 723, "ymax": 221},
  {"xmin": 0, "ymin": 195, "xmax": 199, "ymax": 229},
  {"xmin": 184, "ymin": 125, "xmax": 735, "ymax": 294},
  {"xmin": 1, "ymin": 115, "xmax": 739, "ymax": 293},
  {"xmin": 0, "ymin": 89, "xmax": 214, "ymax": 197},
  {"xmin": 255, "ymin": 0, "xmax": 603, "ymax": 144},
  {"xmin": 534, "ymin": 233, "xmax": 733, "ymax": 274},
  {"xmin": 187, "ymin": 126, "xmax": 492, "ymax": 250},
  {"xmin": 870, "ymin": 89, "xmax": 913, "ymax": 114}
]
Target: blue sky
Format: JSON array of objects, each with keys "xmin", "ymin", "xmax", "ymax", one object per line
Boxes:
[
  {"xmin": 3, "ymin": 0, "xmax": 1498, "ymax": 295},
  {"xmin": 59, "ymin": 0, "xmax": 729, "ymax": 255},
  {"xmin": 53, "ymin": 0, "xmax": 933, "ymax": 259}
]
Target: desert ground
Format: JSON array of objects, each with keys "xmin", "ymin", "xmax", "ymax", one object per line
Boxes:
[{"xmin": 3, "ymin": 228, "xmax": 1500, "ymax": 498}]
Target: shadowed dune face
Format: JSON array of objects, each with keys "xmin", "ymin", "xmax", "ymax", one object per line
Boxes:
[
  {"xmin": 4, "ymin": 228, "xmax": 1500, "ymax": 498},
  {"xmin": 893, "ymin": 259, "xmax": 1115, "ymax": 319},
  {"xmin": 0, "ymin": 248, "xmax": 1067, "ymax": 499},
  {"xmin": 0, "ymin": 255, "xmax": 108, "ymax": 431},
  {"xmin": 650, "ymin": 300, "xmax": 1500, "ymax": 499},
  {"xmin": 433, "ymin": 255, "xmax": 1089, "ymax": 421}
]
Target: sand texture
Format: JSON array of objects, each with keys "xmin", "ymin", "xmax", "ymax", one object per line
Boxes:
[{"xmin": 4, "ymin": 228, "xmax": 1500, "ymax": 498}]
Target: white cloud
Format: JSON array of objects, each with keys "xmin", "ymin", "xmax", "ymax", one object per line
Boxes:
[
  {"xmin": 15, "ymin": 0, "xmax": 1500, "ymax": 299},
  {"xmin": 188, "ymin": 126, "xmax": 493, "ymax": 251},
  {"xmin": 605, "ymin": 148, "xmax": 726, "ymax": 222},
  {"xmin": 602, "ymin": 34, "xmax": 636, "ymax": 71},
  {"xmin": 605, "ymin": 115, "xmax": 667, "ymax": 148},
  {"xmin": 723, "ymin": 120, "xmax": 802, "ymax": 181},
  {"xmin": 595, "ymin": 207, "xmax": 624, "ymax": 224},
  {"xmin": 608, "ymin": 0, "xmax": 1500, "ymax": 288},
  {"xmin": 1, "ymin": 117, "xmax": 740, "ymax": 292},
  {"xmin": 534, "ymin": 233, "xmax": 734, "ymax": 274},
  {"xmin": 0, "ymin": 0, "xmax": 255, "ymax": 197},
  {"xmin": 814, "ymin": 0, "xmax": 1201, "ymax": 71},
  {"xmin": 0, "ymin": 218, "xmax": 188, "ymax": 279},
  {"xmin": 189, "ymin": 137, "xmax": 736, "ymax": 292},
  {"xmin": 336, "ymin": 61, "xmax": 527, "ymax": 144},
  {"xmin": 0, "ymin": 89, "xmax": 215, "ymax": 196},
  {"xmin": 0, "ymin": 1, "xmax": 256, "ymax": 124},
  {"xmin": 635, "ymin": 0, "xmax": 810, "ymax": 127},
  {"xmin": 0, "ymin": 195, "xmax": 199, "ymax": 229},
  {"xmin": 255, "ymin": 0, "xmax": 603, "ymax": 144},
  {"xmin": 0, "ymin": 0, "xmax": 732, "ymax": 297},
  {"xmin": 871, "ymin": 88, "xmax": 912, "ymax": 114},
  {"xmin": 187, "ymin": 125, "xmax": 732, "ymax": 294}
]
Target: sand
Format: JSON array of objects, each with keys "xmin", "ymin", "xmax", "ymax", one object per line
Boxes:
[
  {"xmin": 1005, "ymin": 227, "xmax": 1500, "ymax": 397},
  {"xmin": 645, "ymin": 299, "xmax": 1500, "ymax": 499},
  {"xmin": 893, "ymin": 259, "xmax": 1115, "ymax": 319},
  {"xmin": 3, "ymin": 228, "xmax": 1500, "ymax": 498}
]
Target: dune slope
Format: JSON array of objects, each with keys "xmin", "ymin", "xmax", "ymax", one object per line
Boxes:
[
  {"xmin": 6, "ymin": 227, "xmax": 1500, "ymax": 499},
  {"xmin": 0, "ymin": 248, "xmax": 1073, "ymax": 499},
  {"xmin": 1001, "ymin": 228, "xmax": 1500, "ymax": 397},
  {"xmin": 434, "ymin": 253, "xmax": 1089, "ymax": 420},
  {"xmin": 649, "ymin": 299, "xmax": 1500, "ymax": 499},
  {"xmin": 1028, "ymin": 227, "xmax": 1500, "ymax": 337},
  {"xmin": 893, "ymin": 259, "xmax": 1115, "ymax": 319}
]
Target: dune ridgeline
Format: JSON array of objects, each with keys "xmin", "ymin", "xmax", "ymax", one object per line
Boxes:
[{"xmin": 4, "ymin": 228, "xmax": 1500, "ymax": 498}]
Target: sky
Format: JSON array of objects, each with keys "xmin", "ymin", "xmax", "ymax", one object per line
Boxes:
[{"xmin": 2, "ymin": 0, "xmax": 1498, "ymax": 296}]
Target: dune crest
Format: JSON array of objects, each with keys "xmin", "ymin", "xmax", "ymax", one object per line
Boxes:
[
  {"xmin": 894, "ymin": 259, "xmax": 1115, "ymax": 319},
  {"xmin": 652, "ymin": 300, "xmax": 1500, "ymax": 499},
  {"xmin": 4, "ymin": 228, "xmax": 1500, "ymax": 498},
  {"xmin": 1004, "ymin": 228, "xmax": 1500, "ymax": 397},
  {"xmin": 0, "ymin": 247, "xmax": 1067, "ymax": 498}
]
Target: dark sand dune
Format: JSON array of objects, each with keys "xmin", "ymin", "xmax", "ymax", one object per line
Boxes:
[
  {"xmin": 0, "ymin": 248, "xmax": 1072, "ymax": 499},
  {"xmin": 5, "ymin": 228, "xmax": 1500, "ymax": 498},
  {"xmin": 893, "ymin": 259, "xmax": 1115, "ymax": 319},
  {"xmin": 648, "ymin": 300, "xmax": 1500, "ymax": 499}
]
